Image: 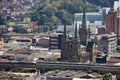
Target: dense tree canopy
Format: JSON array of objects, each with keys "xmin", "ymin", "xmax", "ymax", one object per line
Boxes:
[
  {"xmin": 0, "ymin": 0, "xmax": 115, "ymax": 32},
  {"xmin": 13, "ymin": 26, "xmax": 27, "ymax": 33},
  {"xmin": 0, "ymin": 14, "xmax": 5, "ymax": 25},
  {"xmin": 30, "ymin": 0, "xmax": 113, "ymax": 31}
]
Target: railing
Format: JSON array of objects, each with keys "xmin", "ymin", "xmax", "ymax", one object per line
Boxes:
[{"xmin": 0, "ymin": 62, "xmax": 120, "ymax": 73}]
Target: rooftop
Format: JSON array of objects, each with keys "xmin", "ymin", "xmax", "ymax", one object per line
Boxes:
[
  {"xmin": 75, "ymin": 12, "xmax": 102, "ymax": 16},
  {"xmin": 42, "ymin": 70, "xmax": 104, "ymax": 79}
]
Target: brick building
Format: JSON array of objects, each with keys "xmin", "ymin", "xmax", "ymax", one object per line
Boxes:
[
  {"xmin": 106, "ymin": 10, "xmax": 120, "ymax": 38},
  {"xmin": 97, "ymin": 27, "xmax": 106, "ymax": 34}
]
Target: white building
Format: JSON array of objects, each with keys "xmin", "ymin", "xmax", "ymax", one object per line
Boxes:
[
  {"xmin": 74, "ymin": 12, "xmax": 103, "ymax": 27},
  {"xmin": 97, "ymin": 33, "xmax": 117, "ymax": 55},
  {"xmin": 74, "ymin": 8, "xmax": 110, "ymax": 34},
  {"xmin": 57, "ymin": 25, "xmax": 74, "ymax": 33},
  {"xmin": 114, "ymin": 0, "xmax": 120, "ymax": 10}
]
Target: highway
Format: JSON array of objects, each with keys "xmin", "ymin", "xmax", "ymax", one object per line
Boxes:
[
  {"xmin": 37, "ymin": 61, "xmax": 120, "ymax": 73},
  {"xmin": 3, "ymin": 33, "xmax": 49, "ymax": 37},
  {"xmin": 0, "ymin": 61, "xmax": 120, "ymax": 73},
  {"xmin": 0, "ymin": 62, "xmax": 36, "ymax": 68},
  {"xmin": 3, "ymin": 33, "xmax": 41, "ymax": 37}
]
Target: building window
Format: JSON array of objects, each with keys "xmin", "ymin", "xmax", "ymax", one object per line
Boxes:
[{"xmin": 70, "ymin": 43, "xmax": 72, "ymax": 48}]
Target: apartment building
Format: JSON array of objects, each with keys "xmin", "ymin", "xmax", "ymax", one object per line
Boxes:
[{"xmin": 97, "ymin": 33, "xmax": 117, "ymax": 55}]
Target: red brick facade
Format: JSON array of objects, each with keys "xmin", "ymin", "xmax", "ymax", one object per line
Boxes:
[
  {"xmin": 106, "ymin": 10, "xmax": 120, "ymax": 38},
  {"xmin": 98, "ymin": 27, "xmax": 106, "ymax": 34}
]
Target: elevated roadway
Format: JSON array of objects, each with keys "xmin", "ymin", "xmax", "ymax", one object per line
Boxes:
[
  {"xmin": 3, "ymin": 33, "xmax": 43, "ymax": 36},
  {"xmin": 0, "ymin": 62, "xmax": 120, "ymax": 73},
  {"xmin": 0, "ymin": 62, "xmax": 36, "ymax": 68}
]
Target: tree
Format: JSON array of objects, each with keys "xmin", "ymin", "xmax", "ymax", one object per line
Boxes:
[
  {"xmin": 56, "ymin": 10, "xmax": 73, "ymax": 25},
  {"xmin": 21, "ymin": 68, "xmax": 36, "ymax": 73},
  {"xmin": 44, "ymin": 6, "xmax": 57, "ymax": 18},
  {"xmin": 30, "ymin": 0, "xmax": 113, "ymax": 30},
  {"xmin": 38, "ymin": 14, "xmax": 48, "ymax": 25},
  {"xmin": 102, "ymin": 73, "xmax": 112, "ymax": 80},
  {"xmin": 0, "ymin": 15, "xmax": 5, "ymax": 25},
  {"xmin": 31, "ymin": 13, "xmax": 40, "ymax": 22},
  {"xmin": 13, "ymin": 26, "xmax": 27, "ymax": 33},
  {"xmin": 23, "ymin": 18, "xmax": 31, "ymax": 23},
  {"xmin": 7, "ymin": 22, "xmax": 15, "ymax": 27}
]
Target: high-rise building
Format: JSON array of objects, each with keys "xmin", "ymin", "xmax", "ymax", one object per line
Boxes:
[{"xmin": 106, "ymin": 10, "xmax": 120, "ymax": 38}]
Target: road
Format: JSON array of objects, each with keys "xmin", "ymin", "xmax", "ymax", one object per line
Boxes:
[
  {"xmin": 3, "ymin": 33, "xmax": 49, "ymax": 37},
  {"xmin": 0, "ymin": 61, "xmax": 120, "ymax": 73}
]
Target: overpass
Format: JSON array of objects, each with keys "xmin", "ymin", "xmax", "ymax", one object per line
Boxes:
[
  {"xmin": 3, "ymin": 33, "xmax": 49, "ymax": 37},
  {"xmin": 3, "ymin": 33, "xmax": 42, "ymax": 37},
  {"xmin": 0, "ymin": 62, "xmax": 120, "ymax": 73},
  {"xmin": 0, "ymin": 62, "xmax": 36, "ymax": 68}
]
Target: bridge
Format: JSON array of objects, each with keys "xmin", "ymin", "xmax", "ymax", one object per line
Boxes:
[
  {"xmin": 3, "ymin": 33, "xmax": 41, "ymax": 36},
  {"xmin": 0, "ymin": 62, "xmax": 36, "ymax": 68},
  {"xmin": 0, "ymin": 62, "xmax": 120, "ymax": 73},
  {"xmin": 3, "ymin": 33, "xmax": 49, "ymax": 37}
]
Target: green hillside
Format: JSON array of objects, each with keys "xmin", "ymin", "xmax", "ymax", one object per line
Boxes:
[{"xmin": 31, "ymin": 0, "xmax": 114, "ymax": 30}]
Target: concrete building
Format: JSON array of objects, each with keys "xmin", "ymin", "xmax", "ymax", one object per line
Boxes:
[
  {"xmin": 10, "ymin": 36, "xmax": 34, "ymax": 45},
  {"xmin": 114, "ymin": 0, "xmax": 120, "ymax": 10},
  {"xmin": 57, "ymin": 25, "xmax": 74, "ymax": 33},
  {"xmin": 49, "ymin": 33, "xmax": 63, "ymax": 50},
  {"xmin": 97, "ymin": 33, "xmax": 117, "ymax": 55}
]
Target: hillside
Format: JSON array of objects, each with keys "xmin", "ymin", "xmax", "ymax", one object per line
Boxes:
[
  {"xmin": 0, "ymin": 0, "xmax": 114, "ymax": 32},
  {"xmin": 30, "ymin": 0, "xmax": 113, "ymax": 30}
]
